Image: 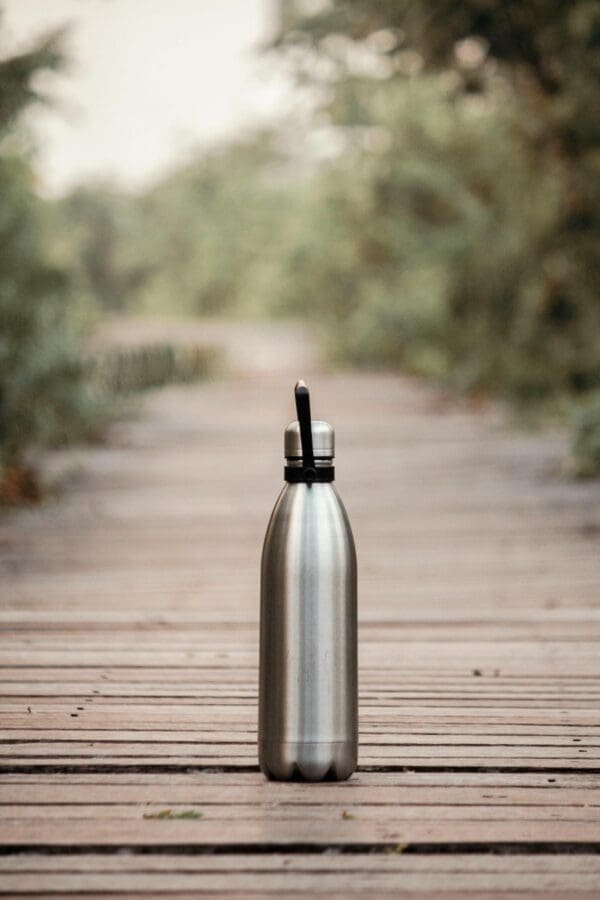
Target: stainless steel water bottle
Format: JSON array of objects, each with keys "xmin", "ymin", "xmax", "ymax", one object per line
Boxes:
[{"xmin": 259, "ymin": 381, "xmax": 358, "ymax": 781}]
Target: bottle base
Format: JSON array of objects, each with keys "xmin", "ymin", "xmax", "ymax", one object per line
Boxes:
[{"xmin": 259, "ymin": 740, "xmax": 357, "ymax": 782}]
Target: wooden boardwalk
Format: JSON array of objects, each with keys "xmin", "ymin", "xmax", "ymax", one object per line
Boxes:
[{"xmin": 1, "ymin": 323, "xmax": 600, "ymax": 896}]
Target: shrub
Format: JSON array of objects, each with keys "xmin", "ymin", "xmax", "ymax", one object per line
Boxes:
[{"xmin": 0, "ymin": 26, "xmax": 105, "ymax": 502}]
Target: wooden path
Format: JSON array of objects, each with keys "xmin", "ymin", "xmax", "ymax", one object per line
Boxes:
[{"xmin": 1, "ymin": 323, "xmax": 600, "ymax": 896}]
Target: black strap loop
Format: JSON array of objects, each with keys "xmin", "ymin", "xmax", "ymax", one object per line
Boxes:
[
  {"xmin": 285, "ymin": 465, "xmax": 334, "ymax": 483},
  {"xmin": 294, "ymin": 381, "xmax": 315, "ymax": 474}
]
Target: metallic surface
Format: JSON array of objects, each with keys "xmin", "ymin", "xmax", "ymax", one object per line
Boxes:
[
  {"xmin": 259, "ymin": 478, "xmax": 358, "ymax": 781},
  {"xmin": 284, "ymin": 420, "xmax": 335, "ymax": 459}
]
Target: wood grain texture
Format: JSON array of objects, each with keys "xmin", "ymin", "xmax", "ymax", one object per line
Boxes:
[{"xmin": 1, "ymin": 323, "xmax": 599, "ymax": 895}]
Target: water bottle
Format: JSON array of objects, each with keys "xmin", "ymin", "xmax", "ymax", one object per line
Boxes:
[{"xmin": 259, "ymin": 381, "xmax": 358, "ymax": 781}]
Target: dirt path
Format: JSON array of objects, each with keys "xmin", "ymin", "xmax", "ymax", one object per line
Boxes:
[{"xmin": 1, "ymin": 321, "xmax": 600, "ymax": 896}]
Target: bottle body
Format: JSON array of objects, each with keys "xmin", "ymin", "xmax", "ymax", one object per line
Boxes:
[{"xmin": 259, "ymin": 481, "xmax": 358, "ymax": 781}]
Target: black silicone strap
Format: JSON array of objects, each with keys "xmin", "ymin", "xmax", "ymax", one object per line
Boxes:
[
  {"xmin": 285, "ymin": 466, "xmax": 334, "ymax": 483},
  {"xmin": 294, "ymin": 382, "xmax": 315, "ymax": 472}
]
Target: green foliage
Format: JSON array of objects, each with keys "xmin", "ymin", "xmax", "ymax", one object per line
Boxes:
[
  {"xmin": 0, "ymin": 23, "xmax": 106, "ymax": 491},
  {"xmin": 0, "ymin": 29, "xmax": 62, "ymax": 128},
  {"xmin": 137, "ymin": 137, "xmax": 295, "ymax": 316},
  {"xmin": 36, "ymin": 1, "xmax": 599, "ymax": 472},
  {"xmin": 53, "ymin": 135, "xmax": 296, "ymax": 318},
  {"xmin": 572, "ymin": 393, "xmax": 600, "ymax": 476},
  {"xmin": 142, "ymin": 808, "xmax": 203, "ymax": 820},
  {"xmin": 0, "ymin": 9, "xmax": 220, "ymax": 503},
  {"xmin": 92, "ymin": 342, "xmax": 218, "ymax": 395},
  {"xmin": 52, "ymin": 186, "xmax": 150, "ymax": 313},
  {"xmin": 270, "ymin": 0, "xmax": 600, "ymax": 414}
]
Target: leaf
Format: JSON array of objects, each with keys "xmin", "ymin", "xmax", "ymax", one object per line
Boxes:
[
  {"xmin": 388, "ymin": 843, "xmax": 409, "ymax": 854},
  {"xmin": 143, "ymin": 808, "xmax": 203, "ymax": 820}
]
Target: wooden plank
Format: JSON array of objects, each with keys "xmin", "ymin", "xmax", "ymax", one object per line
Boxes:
[
  {"xmin": 2, "ymin": 621, "xmax": 600, "ymax": 638},
  {"xmin": 2, "ymin": 666, "xmax": 600, "ymax": 681},
  {"xmin": 3, "ymin": 725, "xmax": 600, "ymax": 739},
  {"xmin": 3, "ymin": 802, "xmax": 599, "ymax": 823},
  {"xmin": 2, "ymin": 742, "xmax": 599, "ymax": 765},
  {"xmin": 1, "ymin": 771, "xmax": 595, "ymax": 787},
  {"xmin": 1, "ymin": 852, "xmax": 600, "ymax": 896},
  {"xmin": 1, "ymin": 641, "xmax": 598, "ymax": 673},
  {"xmin": 4, "ymin": 852, "xmax": 600, "ymax": 872},
  {"xmin": 4, "ymin": 757, "xmax": 598, "ymax": 768},
  {"xmin": 1, "ymin": 817, "xmax": 598, "ymax": 846},
  {"xmin": 3, "ymin": 705, "xmax": 600, "ymax": 727},
  {"xmin": 14, "ymin": 890, "xmax": 594, "ymax": 900},
  {"xmin": 3, "ymin": 888, "xmax": 597, "ymax": 900},
  {"xmin": 1, "ymin": 868, "xmax": 600, "ymax": 895},
  {"xmin": 2, "ymin": 602, "xmax": 600, "ymax": 624},
  {"xmin": 2, "ymin": 783, "xmax": 596, "ymax": 806}
]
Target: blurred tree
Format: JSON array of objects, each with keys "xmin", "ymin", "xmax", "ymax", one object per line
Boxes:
[
  {"xmin": 273, "ymin": 0, "xmax": 600, "ymax": 405},
  {"xmin": 133, "ymin": 135, "xmax": 292, "ymax": 316},
  {"xmin": 39, "ymin": 1, "xmax": 599, "ymax": 470},
  {"xmin": 0, "ymin": 17, "xmax": 99, "ymax": 499},
  {"xmin": 52, "ymin": 185, "xmax": 152, "ymax": 312},
  {"xmin": 53, "ymin": 133, "xmax": 296, "ymax": 318}
]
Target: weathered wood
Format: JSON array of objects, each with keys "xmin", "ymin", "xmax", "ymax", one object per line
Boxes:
[
  {"xmin": 2, "ymin": 741, "xmax": 599, "ymax": 767},
  {"xmin": 1, "ymin": 863, "xmax": 600, "ymax": 897},
  {"xmin": 2, "ymin": 770, "xmax": 595, "ymax": 786},
  {"xmin": 1, "ymin": 818, "xmax": 599, "ymax": 846},
  {"xmin": 1, "ymin": 326, "xmax": 600, "ymax": 894},
  {"xmin": 1, "ymin": 642, "xmax": 598, "ymax": 674},
  {"xmin": 1, "ymin": 851, "xmax": 600, "ymax": 897},
  {"xmin": 2, "ymin": 782, "xmax": 597, "ymax": 806},
  {"xmin": 4, "ymin": 851, "xmax": 600, "ymax": 871},
  {"xmin": 4, "ymin": 705, "xmax": 600, "ymax": 728},
  {"xmin": 4, "ymin": 802, "xmax": 600, "ymax": 823}
]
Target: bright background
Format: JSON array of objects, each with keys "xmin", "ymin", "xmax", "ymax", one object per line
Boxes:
[{"xmin": 2, "ymin": 0, "xmax": 288, "ymax": 193}]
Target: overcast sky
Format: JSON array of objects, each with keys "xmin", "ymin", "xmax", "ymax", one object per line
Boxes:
[{"xmin": 2, "ymin": 0, "xmax": 290, "ymax": 194}]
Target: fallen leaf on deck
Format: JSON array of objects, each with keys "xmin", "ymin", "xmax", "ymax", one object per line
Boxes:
[{"xmin": 143, "ymin": 809, "xmax": 203, "ymax": 820}]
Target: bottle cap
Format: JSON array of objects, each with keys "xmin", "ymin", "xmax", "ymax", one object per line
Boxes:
[
  {"xmin": 284, "ymin": 420, "xmax": 335, "ymax": 459},
  {"xmin": 284, "ymin": 381, "xmax": 335, "ymax": 483}
]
